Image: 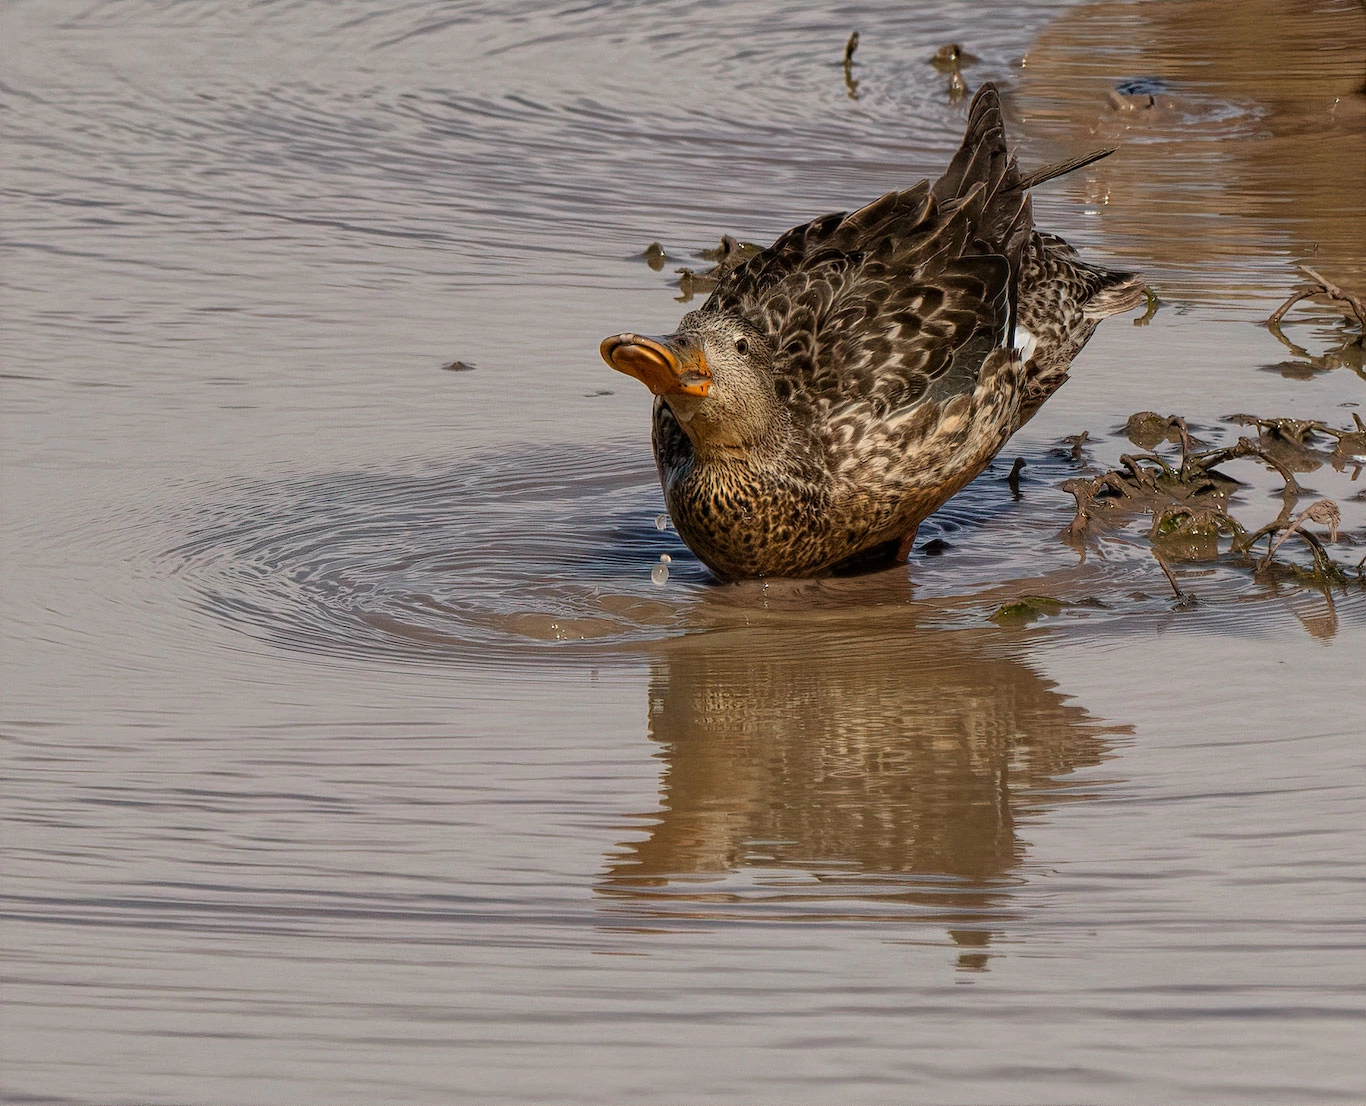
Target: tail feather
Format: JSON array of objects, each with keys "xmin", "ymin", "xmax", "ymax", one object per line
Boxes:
[
  {"xmin": 1083, "ymin": 272, "xmax": 1148, "ymax": 320},
  {"xmin": 930, "ymin": 83, "xmax": 1032, "ymax": 342},
  {"xmin": 1012, "ymin": 236, "xmax": 1148, "ymax": 430},
  {"xmin": 1009, "ymin": 147, "xmax": 1118, "ymax": 192},
  {"xmin": 931, "ymin": 83, "xmax": 1019, "ymax": 203},
  {"xmin": 929, "ymin": 92, "xmax": 1143, "ymax": 431}
]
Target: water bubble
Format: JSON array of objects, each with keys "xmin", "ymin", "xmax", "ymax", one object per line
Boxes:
[
  {"xmin": 659, "ymin": 553, "xmax": 672, "ymax": 564},
  {"xmin": 654, "ymin": 514, "xmax": 669, "ymax": 531},
  {"xmin": 650, "ymin": 563, "xmax": 669, "ymax": 585}
]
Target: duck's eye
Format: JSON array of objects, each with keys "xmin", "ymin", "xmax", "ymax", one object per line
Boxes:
[{"xmin": 734, "ymin": 337, "xmax": 749, "ymax": 356}]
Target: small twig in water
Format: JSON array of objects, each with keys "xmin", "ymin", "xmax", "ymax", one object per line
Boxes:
[
  {"xmin": 1007, "ymin": 457, "xmax": 1025, "ymax": 496},
  {"xmin": 1059, "ymin": 477, "xmax": 1096, "ymax": 552},
  {"xmin": 1267, "ymin": 265, "xmax": 1366, "ymax": 331},
  {"xmin": 1118, "ymin": 452, "xmax": 1178, "ymax": 487},
  {"xmin": 1298, "ymin": 265, "xmax": 1366, "ymax": 329},
  {"xmin": 1258, "ymin": 499, "xmax": 1341, "ymax": 574},
  {"xmin": 1167, "ymin": 415, "xmax": 1195, "ymax": 470},
  {"xmin": 1190, "ymin": 437, "xmax": 1301, "ymax": 498},
  {"xmin": 1152, "ymin": 549, "xmax": 1194, "ymax": 607},
  {"xmin": 843, "ymin": 32, "xmax": 860, "ymax": 100},
  {"xmin": 843, "ymin": 31, "xmax": 859, "ymax": 66}
]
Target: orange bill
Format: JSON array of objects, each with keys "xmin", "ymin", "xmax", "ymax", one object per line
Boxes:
[{"xmin": 599, "ymin": 332, "xmax": 711, "ymax": 397}]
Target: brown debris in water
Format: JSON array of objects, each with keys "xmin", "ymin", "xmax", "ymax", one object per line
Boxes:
[
  {"xmin": 1059, "ymin": 412, "xmax": 1363, "ymax": 596},
  {"xmin": 674, "ymin": 234, "xmax": 762, "ymax": 302},
  {"xmin": 1228, "ymin": 412, "xmax": 1366, "ymax": 474},
  {"xmin": 843, "ymin": 32, "xmax": 860, "ymax": 100},
  {"xmin": 640, "ymin": 241, "xmax": 670, "ymax": 271},
  {"xmin": 696, "ymin": 234, "xmax": 754, "ymax": 263},
  {"xmin": 928, "ymin": 43, "xmax": 976, "ymax": 102},
  {"xmin": 991, "ymin": 594, "xmax": 1066, "ymax": 625},
  {"xmin": 1124, "ymin": 410, "xmax": 1206, "ymax": 451},
  {"xmin": 1265, "ymin": 265, "xmax": 1366, "ymax": 378},
  {"xmin": 929, "ymin": 44, "xmax": 980, "ymax": 72},
  {"xmin": 1133, "ymin": 287, "xmax": 1161, "ymax": 326},
  {"xmin": 1060, "ymin": 430, "xmax": 1090, "ymax": 462},
  {"xmin": 990, "ymin": 593, "xmax": 1110, "ymax": 626},
  {"xmin": 1268, "ymin": 264, "xmax": 1366, "ymax": 333},
  {"xmin": 1253, "ymin": 499, "xmax": 1341, "ymax": 575},
  {"xmin": 1007, "ymin": 456, "xmax": 1026, "ymax": 497}
]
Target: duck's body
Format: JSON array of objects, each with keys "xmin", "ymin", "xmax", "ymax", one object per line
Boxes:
[{"xmin": 602, "ymin": 84, "xmax": 1145, "ymax": 582}]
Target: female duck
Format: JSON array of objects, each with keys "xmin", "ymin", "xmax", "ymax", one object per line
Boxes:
[{"xmin": 601, "ymin": 84, "xmax": 1145, "ymax": 581}]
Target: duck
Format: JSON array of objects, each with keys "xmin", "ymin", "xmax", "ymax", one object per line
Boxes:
[{"xmin": 600, "ymin": 83, "xmax": 1146, "ymax": 582}]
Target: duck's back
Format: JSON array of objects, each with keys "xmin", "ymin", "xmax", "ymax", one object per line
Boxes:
[{"xmin": 702, "ymin": 85, "xmax": 1035, "ymax": 486}]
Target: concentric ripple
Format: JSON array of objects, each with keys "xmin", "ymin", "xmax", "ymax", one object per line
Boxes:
[
  {"xmin": 161, "ymin": 444, "xmax": 719, "ymax": 667},
  {"xmin": 157, "ymin": 435, "xmax": 1366, "ymax": 672}
]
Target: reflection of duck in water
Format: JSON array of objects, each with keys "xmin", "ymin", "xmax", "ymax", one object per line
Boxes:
[
  {"xmin": 598, "ymin": 599, "xmax": 1120, "ymax": 957},
  {"xmin": 601, "ymin": 85, "xmax": 1145, "ymax": 582}
]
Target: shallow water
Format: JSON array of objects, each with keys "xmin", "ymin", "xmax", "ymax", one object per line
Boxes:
[{"xmin": 2, "ymin": 0, "xmax": 1364, "ymax": 1103}]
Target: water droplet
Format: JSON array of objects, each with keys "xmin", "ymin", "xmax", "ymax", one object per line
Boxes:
[
  {"xmin": 650, "ymin": 563, "xmax": 669, "ymax": 585},
  {"xmin": 654, "ymin": 514, "xmax": 668, "ymax": 531},
  {"xmin": 659, "ymin": 553, "xmax": 672, "ymax": 564}
]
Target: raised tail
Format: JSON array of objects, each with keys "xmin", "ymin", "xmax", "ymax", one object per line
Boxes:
[
  {"xmin": 935, "ymin": 89, "xmax": 1118, "ymax": 199},
  {"xmin": 931, "ymin": 83, "xmax": 1033, "ymax": 343},
  {"xmin": 931, "ymin": 82, "xmax": 1020, "ymax": 203},
  {"xmin": 932, "ymin": 84, "xmax": 1146, "ymax": 432}
]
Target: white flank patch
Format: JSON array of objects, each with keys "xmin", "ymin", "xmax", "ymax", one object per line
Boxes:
[{"xmin": 1014, "ymin": 326, "xmax": 1038, "ymax": 361}]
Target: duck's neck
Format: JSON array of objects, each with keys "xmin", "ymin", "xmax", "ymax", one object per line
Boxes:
[{"xmin": 663, "ymin": 394, "xmax": 789, "ymax": 465}]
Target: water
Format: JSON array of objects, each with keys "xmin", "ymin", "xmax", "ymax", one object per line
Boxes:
[{"xmin": 2, "ymin": 0, "xmax": 1364, "ymax": 1102}]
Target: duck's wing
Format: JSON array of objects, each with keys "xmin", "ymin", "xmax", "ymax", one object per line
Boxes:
[{"xmin": 706, "ymin": 85, "xmax": 1031, "ymax": 429}]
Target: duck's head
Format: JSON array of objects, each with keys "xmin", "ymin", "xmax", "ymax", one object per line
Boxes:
[{"xmin": 600, "ymin": 309, "xmax": 782, "ymax": 457}]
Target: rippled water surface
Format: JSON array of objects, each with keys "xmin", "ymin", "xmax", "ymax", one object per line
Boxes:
[{"xmin": 3, "ymin": 0, "xmax": 1364, "ymax": 1103}]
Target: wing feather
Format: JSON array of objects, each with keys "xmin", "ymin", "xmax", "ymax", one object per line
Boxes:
[{"xmin": 698, "ymin": 84, "xmax": 1032, "ymax": 477}]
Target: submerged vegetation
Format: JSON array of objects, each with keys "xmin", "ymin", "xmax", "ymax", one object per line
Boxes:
[
  {"xmin": 1059, "ymin": 411, "xmax": 1363, "ymax": 591},
  {"xmin": 1045, "ymin": 269, "xmax": 1365, "ymax": 615},
  {"xmin": 1264, "ymin": 265, "xmax": 1366, "ymax": 381}
]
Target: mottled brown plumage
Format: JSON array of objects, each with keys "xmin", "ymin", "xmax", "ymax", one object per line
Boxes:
[{"xmin": 601, "ymin": 83, "xmax": 1145, "ymax": 581}]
